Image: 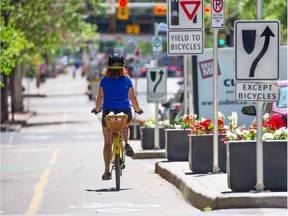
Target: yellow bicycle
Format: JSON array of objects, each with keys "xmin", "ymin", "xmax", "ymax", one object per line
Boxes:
[{"xmin": 104, "ymin": 114, "xmax": 128, "ymax": 190}]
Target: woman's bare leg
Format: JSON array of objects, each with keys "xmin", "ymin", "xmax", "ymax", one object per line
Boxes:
[
  {"xmin": 102, "ymin": 126, "xmax": 111, "ymax": 173},
  {"xmin": 122, "ymin": 126, "xmax": 129, "ymax": 144}
]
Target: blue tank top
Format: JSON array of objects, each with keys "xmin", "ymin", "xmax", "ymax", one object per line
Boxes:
[{"xmin": 100, "ymin": 76, "xmax": 133, "ymax": 110}]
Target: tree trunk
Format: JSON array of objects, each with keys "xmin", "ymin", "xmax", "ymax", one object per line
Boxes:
[
  {"xmin": 10, "ymin": 63, "xmax": 24, "ymax": 112},
  {"xmin": 1, "ymin": 75, "xmax": 9, "ymax": 123}
]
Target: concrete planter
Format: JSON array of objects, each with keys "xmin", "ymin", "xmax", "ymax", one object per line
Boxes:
[
  {"xmin": 188, "ymin": 134, "xmax": 226, "ymax": 173},
  {"xmin": 129, "ymin": 124, "xmax": 140, "ymax": 140},
  {"xmin": 226, "ymin": 140, "xmax": 287, "ymax": 192},
  {"xmin": 165, "ymin": 129, "xmax": 189, "ymax": 161},
  {"xmin": 140, "ymin": 127, "xmax": 165, "ymax": 149}
]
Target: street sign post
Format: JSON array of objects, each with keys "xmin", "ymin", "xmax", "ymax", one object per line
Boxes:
[
  {"xmin": 235, "ymin": 20, "xmax": 280, "ymax": 80},
  {"xmin": 211, "ymin": 0, "xmax": 225, "ymax": 28},
  {"xmin": 147, "ymin": 67, "xmax": 167, "ymax": 103},
  {"xmin": 235, "ymin": 19, "xmax": 280, "ymax": 192},
  {"xmin": 236, "ymin": 82, "xmax": 280, "ymax": 101}
]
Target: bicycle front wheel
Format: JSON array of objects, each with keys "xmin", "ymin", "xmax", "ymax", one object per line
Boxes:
[{"xmin": 114, "ymin": 154, "xmax": 121, "ymax": 190}]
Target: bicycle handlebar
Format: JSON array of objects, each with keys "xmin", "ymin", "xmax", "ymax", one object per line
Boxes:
[
  {"xmin": 91, "ymin": 107, "xmax": 143, "ymax": 115},
  {"xmin": 135, "ymin": 108, "xmax": 144, "ymax": 115},
  {"xmin": 91, "ymin": 107, "xmax": 101, "ymax": 115}
]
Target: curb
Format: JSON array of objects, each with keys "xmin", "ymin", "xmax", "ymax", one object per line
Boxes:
[
  {"xmin": 133, "ymin": 149, "xmax": 166, "ymax": 159},
  {"xmin": 155, "ymin": 161, "xmax": 288, "ymax": 210},
  {"xmin": 23, "ymin": 94, "xmax": 47, "ymax": 97}
]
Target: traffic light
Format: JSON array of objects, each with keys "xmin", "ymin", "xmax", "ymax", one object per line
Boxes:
[
  {"xmin": 218, "ymin": 32, "xmax": 226, "ymax": 47},
  {"xmin": 126, "ymin": 25, "xmax": 140, "ymax": 34},
  {"xmin": 153, "ymin": 4, "xmax": 167, "ymax": 16},
  {"xmin": 117, "ymin": 0, "xmax": 129, "ymax": 20},
  {"xmin": 204, "ymin": 4, "xmax": 211, "ymax": 13}
]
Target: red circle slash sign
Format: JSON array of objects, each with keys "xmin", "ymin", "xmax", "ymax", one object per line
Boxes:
[{"xmin": 212, "ymin": 0, "xmax": 223, "ymax": 13}]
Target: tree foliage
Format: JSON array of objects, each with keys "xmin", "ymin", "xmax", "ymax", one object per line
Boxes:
[
  {"xmin": 203, "ymin": 0, "xmax": 287, "ymax": 47},
  {"xmin": 1, "ymin": 0, "xmax": 103, "ymax": 81}
]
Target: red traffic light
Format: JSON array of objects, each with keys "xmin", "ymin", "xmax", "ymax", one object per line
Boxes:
[
  {"xmin": 153, "ymin": 5, "xmax": 167, "ymax": 16},
  {"xmin": 119, "ymin": 0, "xmax": 127, "ymax": 7},
  {"xmin": 204, "ymin": 5, "xmax": 211, "ymax": 13}
]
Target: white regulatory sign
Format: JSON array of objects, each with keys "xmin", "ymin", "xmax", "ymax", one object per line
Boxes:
[
  {"xmin": 235, "ymin": 20, "xmax": 279, "ymax": 80},
  {"xmin": 235, "ymin": 82, "xmax": 280, "ymax": 101},
  {"xmin": 168, "ymin": 30, "xmax": 203, "ymax": 55},
  {"xmin": 168, "ymin": 0, "xmax": 203, "ymax": 29},
  {"xmin": 211, "ymin": 0, "xmax": 225, "ymax": 28},
  {"xmin": 147, "ymin": 67, "xmax": 167, "ymax": 103}
]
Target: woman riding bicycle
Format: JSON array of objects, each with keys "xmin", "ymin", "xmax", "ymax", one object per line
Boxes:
[{"xmin": 94, "ymin": 53, "xmax": 142, "ymax": 180}]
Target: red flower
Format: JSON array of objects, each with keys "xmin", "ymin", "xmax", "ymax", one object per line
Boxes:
[
  {"xmin": 201, "ymin": 119, "xmax": 211, "ymax": 130},
  {"xmin": 263, "ymin": 115, "xmax": 287, "ymax": 130},
  {"xmin": 218, "ymin": 119, "xmax": 224, "ymax": 125}
]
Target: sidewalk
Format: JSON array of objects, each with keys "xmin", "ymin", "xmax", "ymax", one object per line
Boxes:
[
  {"xmin": 130, "ymin": 139, "xmax": 287, "ymax": 210},
  {"xmin": 2, "ymin": 114, "xmax": 287, "ymax": 210},
  {"xmin": 0, "ymin": 112, "xmax": 35, "ymax": 132}
]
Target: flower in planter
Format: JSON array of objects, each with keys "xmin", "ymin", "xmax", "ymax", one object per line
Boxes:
[
  {"xmin": 228, "ymin": 111, "xmax": 238, "ymax": 131},
  {"xmin": 158, "ymin": 119, "xmax": 182, "ymax": 129},
  {"xmin": 222, "ymin": 113, "xmax": 288, "ymax": 142},
  {"xmin": 178, "ymin": 114, "xmax": 197, "ymax": 129},
  {"xmin": 189, "ymin": 112, "xmax": 228, "ymax": 135},
  {"xmin": 143, "ymin": 119, "xmax": 156, "ymax": 128},
  {"xmin": 143, "ymin": 119, "xmax": 182, "ymax": 129}
]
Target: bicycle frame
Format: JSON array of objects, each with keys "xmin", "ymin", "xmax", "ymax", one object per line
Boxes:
[
  {"xmin": 105, "ymin": 114, "xmax": 128, "ymax": 190},
  {"xmin": 111, "ymin": 132, "xmax": 125, "ymax": 164}
]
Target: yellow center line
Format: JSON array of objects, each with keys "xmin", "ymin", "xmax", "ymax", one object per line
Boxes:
[
  {"xmin": 62, "ymin": 112, "xmax": 67, "ymax": 131},
  {"xmin": 24, "ymin": 148, "xmax": 60, "ymax": 216}
]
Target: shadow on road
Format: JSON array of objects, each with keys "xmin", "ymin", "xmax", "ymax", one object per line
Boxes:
[{"xmin": 86, "ymin": 188, "xmax": 132, "ymax": 192}]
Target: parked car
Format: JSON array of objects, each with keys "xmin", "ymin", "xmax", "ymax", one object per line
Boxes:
[
  {"xmin": 140, "ymin": 63, "xmax": 154, "ymax": 77},
  {"xmin": 158, "ymin": 55, "xmax": 183, "ymax": 77},
  {"xmin": 160, "ymin": 80, "xmax": 184, "ymax": 120}
]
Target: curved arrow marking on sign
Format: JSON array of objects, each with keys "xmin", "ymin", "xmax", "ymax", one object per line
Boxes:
[
  {"xmin": 153, "ymin": 70, "xmax": 164, "ymax": 93},
  {"xmin": 180, "ymin": 0, "xmax": 201, "ymax": 20},
  {"xmin": 249, "ymin": 26, "xmax": 275, "ymax": 77}
]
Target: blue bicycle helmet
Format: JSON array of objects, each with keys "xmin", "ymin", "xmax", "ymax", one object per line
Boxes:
[{"xmin": 107, "ymin": 53, "xmax": 125, "ymax": 69}]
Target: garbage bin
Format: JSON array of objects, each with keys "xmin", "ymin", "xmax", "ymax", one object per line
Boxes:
[{"xmin": 88, "ymin": 78, "xmax": 101, "ymax": 100}]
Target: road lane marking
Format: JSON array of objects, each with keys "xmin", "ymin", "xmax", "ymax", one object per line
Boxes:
[
  {"xmin": 62, "ymin": 112, "xmax": 67, "ymax": 131},
  {"xmin": 22, "ymin": 135, "xmax": 54, "ymax": 140},
  {"xmin": 5, "ymin": 132, "xmax": 16, "ymax": 147},
  {"xmin": 70, "ymin": 202, "xmax": 160, "ymax": 213},
  {"xmin": 24, "ymin": 148, "xmax": 59, "ymax": 216}
]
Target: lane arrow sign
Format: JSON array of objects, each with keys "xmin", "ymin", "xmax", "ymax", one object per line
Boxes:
[
  {"xmin": 153, "ymin": 70, "xmax": 164, "ymax": 93},
  {"xmin": 180, "ymin": 1, "xmax": 201, "ymax": 20},
  {"xmin": 249, "ymin": 26, "xmax": 275, "ymax": 77}
]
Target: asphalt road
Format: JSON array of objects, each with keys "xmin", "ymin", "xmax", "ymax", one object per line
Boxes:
[{"xmin": 1, "ymin": 74, "xmax": 199, "ymax": 215}]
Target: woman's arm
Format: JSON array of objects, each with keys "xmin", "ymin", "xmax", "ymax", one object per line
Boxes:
[
  {"xmin": 128, "ymin": 87, "xmax": 141, "ymax": 112},
  {"xmin": 95, "ymin": 86, "xmax": 104, "ymax": 112}
]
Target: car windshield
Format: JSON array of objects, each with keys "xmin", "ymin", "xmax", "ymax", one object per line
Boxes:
[{"xmin": 276, "ymin": 86, "xmax": 288, "ymax": 108}]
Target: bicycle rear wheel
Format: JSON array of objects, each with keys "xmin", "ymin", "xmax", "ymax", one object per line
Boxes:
[{"xmin": 115, "ymin": 154, "xmax": 121, "ymax": 190}]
